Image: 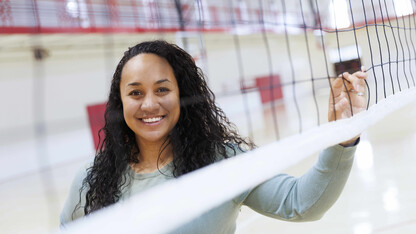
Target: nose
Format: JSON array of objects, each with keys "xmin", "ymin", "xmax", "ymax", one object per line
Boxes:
[{"xmin": 140, "ymin": 93, "xmax": 159, "ymax": 113}]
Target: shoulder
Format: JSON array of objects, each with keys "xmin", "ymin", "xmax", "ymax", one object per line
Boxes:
[
  {"xmin": 75, "ymin": 159, "xmax": 93, "ymax": 183},
  {"xmin": 71, "ymin": 157, "xmax": 94, "ymax": 191},
  {"xmin": 60, "ymin": 157, "xmax": 94, "ymax": 227},
  {"xmin": 226, "ymin": 143, "xmax": 246, "ymax": 156},
  {"xmin": 214, "ymin": 143, "xmax": 246, "ymax": 162}
]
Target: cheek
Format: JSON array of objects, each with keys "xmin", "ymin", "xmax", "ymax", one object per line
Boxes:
[
  {"xmin": 122, "ymin": 100, "xmax": 137, "ymax": 121},
  {"xmin": 165, "ymin": 95, "xmax": 181, "ymax": 120}
]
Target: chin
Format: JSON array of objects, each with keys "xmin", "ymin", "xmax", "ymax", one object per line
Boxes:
[{"xmin": 137, "ymin": 133, "xmax": 169, "ymax": 144}]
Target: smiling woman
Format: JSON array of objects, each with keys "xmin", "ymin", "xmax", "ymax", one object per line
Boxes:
[
  {"xmin": 120, "ymin": 54, "xmax": 180, "ymax": 173},
  {"xmin": 60, "ymin": 40, "xmax": 255, "ymax": 223},
  {"xmin": 60, "ymin": 40, "xmax": 366, "ymax": 233}
]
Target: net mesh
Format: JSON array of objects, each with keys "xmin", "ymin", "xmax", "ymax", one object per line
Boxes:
[
  {"xmin": 54, "ymin": 0, "xmax": 415, "ymax": 232},
  {"xmin": 61, "ymin": 87, "xmax": 416, "ymax": 234}
]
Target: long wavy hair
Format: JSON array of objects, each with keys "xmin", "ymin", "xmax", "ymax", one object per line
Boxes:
[{"xmin": 78, "ymin": 40, "xmax": 254, "ymax": 215}]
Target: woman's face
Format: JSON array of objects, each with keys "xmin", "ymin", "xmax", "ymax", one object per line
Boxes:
[{"xmin": 120, "ymin": 53, "xmax": 180, "ymax": 146}]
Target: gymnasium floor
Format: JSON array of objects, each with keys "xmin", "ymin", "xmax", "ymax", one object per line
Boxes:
[{"xmin": 0, "ymin": 94, "xmax": 415, "ymax": 234}]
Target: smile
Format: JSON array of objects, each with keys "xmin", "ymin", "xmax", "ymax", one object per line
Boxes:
[{"xmin": 140, "ymin": 116, "xmax": 165, "ymax": 123}]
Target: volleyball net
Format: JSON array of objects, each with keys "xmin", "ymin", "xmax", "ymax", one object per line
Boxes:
[
  {"xmin": 61, "ymin": 89, "xmax": 416, "ymax": 234},
  {"xmin": 2, "ymin": 0, "xmax": 416, "ymax": 233},
  {"xmin": 47, "ymin": 0, "xmax": 416, "ymax": 233}
]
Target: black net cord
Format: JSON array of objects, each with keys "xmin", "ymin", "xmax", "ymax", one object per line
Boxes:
[
  {"xmin": 370, "ymin": 0, "xmax": 388, "ymax": 99},
  {"xmin": 361, "ymin": 0, "xmax": 379, "ymax": 104},
  {"xmin": 259, "ymin": 0, "xmax": 280, "ymax": 139},
  {"xmin": 348, "ymin": 0, "xmax": 371, "ymax": 110},
  {"xmin": 411, "ymin": 0, "xmax": 416, "ymax": 86},
  {"xmin": 314, "ymin": 0, "xmax": 337, "ymax": 120},
  {"xmin": 391, "ymin": 0, "xmax": 411, "ymax": 89},
  {"xmin": 227, "ymin": 0, "xmax": 255, "ymax": 140},
  {"xmin": 331, "ymin": 0, "xmax": 355, "ymax": 116},
  {"xmin": 398, "ymin": 1, "xmax": 416, "ymax": 86},
  {"xmin": 378, "ymin": 0, "xmax": 396, "ymax": 96},
  {"xmin": 300, "ymin": 0, "xmax": 320, "ymax": 126},
  {"xmin": 281, "ymin": 0, "xmax": 303, "ymax": 132},
  {"xmin": 382, "ymin": 0, "xmax": 403, "ymax": 93}
]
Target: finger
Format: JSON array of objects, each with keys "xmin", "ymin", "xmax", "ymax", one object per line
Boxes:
[
  {"xmin": 334, "ymin": 97, "xmax": 351, "ymax": 118},
  {"xmin": 342, "ymin": 72, "xmax": 367, "ymax": 93},
  {"xmin": 330, "ymin": 98, "xmax": 348, "ymax": 119},
  {"xmin": 336, "ymin": 97, "xmax": 349, "ymax": 109},
  {"xmin": 361, "ymin": 65, "xmax": 367, "ymax": 72},
  {"xmin": 352, "ymin": 72, "xmax": 367, "ymax": 83},
  {"xmin": 331, "ymin": 74, "xmax": 351, "ymax": 97},
  {"xmin": 353, "ymin": 71, "xmax": 367, "ymax": 93},
  {"xmin": 351, "ymin": 66, "xmax": 368, "ymax": 80}
]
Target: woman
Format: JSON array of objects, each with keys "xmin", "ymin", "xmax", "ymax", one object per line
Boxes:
[{"xmin": 61, "ymin": 40, "xmax": 367, "ymax": 233}]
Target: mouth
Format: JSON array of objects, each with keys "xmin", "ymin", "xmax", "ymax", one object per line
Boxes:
[{"xmin": 139, "ymin": 115, "xmax": 166, "ymax": 124}]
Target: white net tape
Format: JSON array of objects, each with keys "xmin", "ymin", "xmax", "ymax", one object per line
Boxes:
[{"xmin": 58, "ymin": 87, "xmax": 416, "ymax": 234}]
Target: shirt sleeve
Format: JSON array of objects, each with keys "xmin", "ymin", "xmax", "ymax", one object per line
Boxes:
[
  {"xmin": 237, "ymin": 144, "xmax": 356, "ymax": 222},
  {"xmin": 59, "ymin": 162, "xmax": 90, "ymax": 227}
]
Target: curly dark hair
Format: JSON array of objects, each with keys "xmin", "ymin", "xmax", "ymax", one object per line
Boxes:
[{"xmin": 78, "ymin": 40, "xmax": 254, "ymax": 215}]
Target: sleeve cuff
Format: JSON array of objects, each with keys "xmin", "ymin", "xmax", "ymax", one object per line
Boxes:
[{"xmin": 339, "ymin": 137, "xmax": 360, "ymax": 148}]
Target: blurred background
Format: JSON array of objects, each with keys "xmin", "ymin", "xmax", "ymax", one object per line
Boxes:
[{"xmin": 1, "ymin": 0, "xmax": 416, "ymax": 233}]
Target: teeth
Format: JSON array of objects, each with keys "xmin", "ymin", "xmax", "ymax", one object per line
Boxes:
[{"xmin": 142, "ymin": 116, "xmax": 163, "ymax": 123}]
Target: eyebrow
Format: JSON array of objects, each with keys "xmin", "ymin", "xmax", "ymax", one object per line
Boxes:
[
  {"xmin": 127, "ymin": 79, "xmax": 171, "ymax": 87},
  {"xmin": 155, "ymin": 79, "xmax": 170, "ymax": 85}
]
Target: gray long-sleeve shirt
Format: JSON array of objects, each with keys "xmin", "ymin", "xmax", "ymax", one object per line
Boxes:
[{"xmin": 60, "ymin": 144, "xmax": 356, "ymax": 233}]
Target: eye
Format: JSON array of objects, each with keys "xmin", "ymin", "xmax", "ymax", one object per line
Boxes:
[
  {"xmin": 128, "ymin": 90, "xmax": 142, "ymax": 96},
  {"xmin": 156, "ymin": 87, "xmax": 170, "ymax": 94}
]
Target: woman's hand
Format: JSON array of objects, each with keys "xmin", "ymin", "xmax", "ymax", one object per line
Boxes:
[{"xmin": 328, "ymin": 66, "xmax": 368, "ymax": 146}]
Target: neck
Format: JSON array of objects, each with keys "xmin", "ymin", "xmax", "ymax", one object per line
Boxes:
[{"xmin": 132, "ymin": 137, "xmax": 173, "ymax": 173}]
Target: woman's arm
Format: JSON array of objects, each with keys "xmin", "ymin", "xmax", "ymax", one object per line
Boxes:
[
  {"xmin": 238, "ymin": 144, "xmax": 356, "ymax": 221},
  {"xmin": 237, "ymin": 68, "xmax": 367, "ymax": 221}
]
